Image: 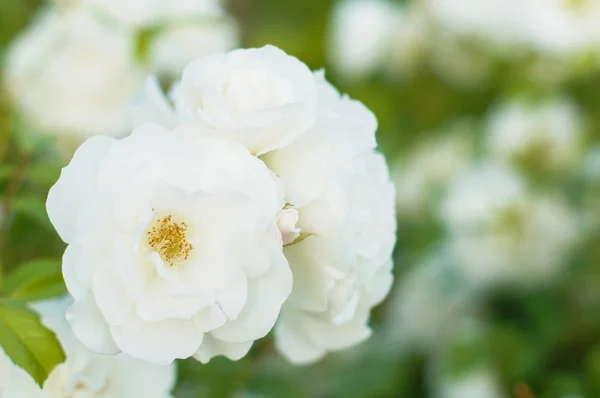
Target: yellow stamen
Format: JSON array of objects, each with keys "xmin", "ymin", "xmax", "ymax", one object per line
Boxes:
[{"xmin": 147, "ymin": 215, "xmax": 193, "ymax": 266}]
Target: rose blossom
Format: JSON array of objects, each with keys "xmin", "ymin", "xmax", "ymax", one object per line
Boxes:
[
  {"xmin": 263, "ymin": 74, "xmax": 396, "ymax": 364},
  {"xmin": 46, "ymin": 123, "xmax": 292, "ymax": 364},
  {"xmin": 135, "ymin": 45, "xmax": 319, "ymax": 155}
]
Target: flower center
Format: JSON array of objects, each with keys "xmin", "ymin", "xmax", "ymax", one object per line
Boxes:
[
  {"xmin": 147, "ymin": 215, "xmax": 193, "ymax": 266},
  {"xmin": 277, "ymin": 207, "xmax": 301, "ymax": 245}
]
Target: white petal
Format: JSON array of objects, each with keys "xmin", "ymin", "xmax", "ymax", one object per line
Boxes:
[
  {"xmin": 92, "ymin": 265, "xmax": 134, "ymax": 326},
  {"xmin": 365, "ymin": 264, "xmax": 394, "ymax": 306},
  {"xmin": 211, "ymin": 253, "xmax": 292, "ymax": 343},
  {"xmin": 217, "ymin": 271, "xmax": 247, "ymax": 320},
  {"xmin": 108, "ymin": 355, "xmax": 176, "ymax": 398},
  {"xmin": 135, "ymin": 277, "xmax": 210, "ymax": 322},
  {"xmin": 192, "ymin": 305, "xmax": 227, "ymax": 332},
  {"xmin": 47, "ymin": 135, "xmax": 116, "ymax": 243},
  {"xmin": 194, "ymin": 334, "xmax": 253, "ymax": 364},
  {"xmin": 62, "ymin": 243, "xmax": 86, "ymax": 300},
  {"xmin": 66, "ymin": 296, "xmax": 119, "ymax": 355},
  {"xmin": 284, "ymin": 239, "xmax": 330, "ymax": 312},
  {"xmin": 304, "ymin": 312, "xmax": 371, "ymax": 351},
  {"xmin": 95, "ymin": 124, "xmax": 170, "ymax": 230},
  {"xmin": 111, "ymin": 318, "xmax": 203, "ymax": 364},
  {"xmin": 274, "ymin": 309, "xmax": 324, "ymax": 365}
]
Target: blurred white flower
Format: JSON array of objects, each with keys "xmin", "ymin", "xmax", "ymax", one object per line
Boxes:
[
  {"xmin": 393, "ymin": 122, "xmax": 474, "ymax": 218},
  {"xmin": 148, "ymin": 18, "xmax": 238, "ymax": 78},
  {"xmin": 264, "ymin": 74, "xmax": 396, "ymax": 364},
  {"xmin": 329, "ymin": 0, "xmax": 401, "ymax": 80},
  {"xmin": 168, "ymin": 45, "xmax": 319, "ymax": 155},
  {"xmin": 441, "ymin": 164, "xmax": 579, "ymax": 286},
  {"xmin": 85, "ymin": 0, "xmax": 240, "ymax": 79},
  {"xmin": 5, "ymin": 8, "xmax": 144, "ymax": 143},
  {"xmin": 0, "ymin": 349, "xmax": 42, "ymax": 398},
  {"xmin": 525, "ymin": 0, "xmax": 600, "ymax": 59},
  {"xmin": 34, "ymin": 296, "xmax": 176, "ymax": 397},
  {"xmin": 384, "ymin": 252, "xmax": 474, "ymax": 351},
  {"xmin": 79, "ymin": 0, "xmax": 223, "ymax": 28},
  {"xmin": 485, "ymin": 97, "xmax": 583, "ymax": 173},
  {"xmin": 6, "ymin": 1, "xmax": 238, "ymax": 153},
  {"xmin": 387, "ymin": 3, "xmax": 431, "ymax": 78},
  {"xmin": 46, "ymin": 124, "xmax": 292, "ymax": 365},
  {"xmin": 425, "ymin": 0, "xmax": 529, "ymax": 57},
  {"xmin": 330, "ymin": 0, "xmax": 429, "ymax": 80},
  {"xmin": 428, "ymin": 36, "xmax": 494, "ymax": 90},
  {"xmin": 426, "ymin": 0, "xmax": 600, "ymax": 64}
]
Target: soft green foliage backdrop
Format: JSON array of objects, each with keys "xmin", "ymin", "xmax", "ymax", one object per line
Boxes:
[{"xmin": 2, "ymin": 0, "xmax": 600, "ymax": 397}]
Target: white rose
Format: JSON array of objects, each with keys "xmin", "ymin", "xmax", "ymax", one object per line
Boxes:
[
  {"xmin": 484, "ymin": 97, "xmax": 583, "ymax": 173},
  {"xmin": 5, "ymin": 8, "xmax": 144, "ymax": 143},
  {"xmin": 171, "ymin": 45, "xmax": 319, "ymax": 155},
  {"xmin": 441, "ymin": 164, "xmax": 579, "ymax": 286},
  {"xmin": 32, "ymin": 296, "xmax": 176, "ymax": 398},
  {"xmin": 262, "ymin": 74, "xmax": 395, "ymax": 364},
  {"xmin": 46, "ymin": 123, "xmax": 292, "ymax": 364},
  {"xmin": 260, "ymin": 75, "xmax": 394, "ymax": 363},
  {"xmin": 274, "ymin": 151, "xmax": 396, "ymax": 364}
]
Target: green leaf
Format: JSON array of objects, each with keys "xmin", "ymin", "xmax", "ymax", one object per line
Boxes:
[
  {"xmin": 13, "ymin": 196, "xmax": 53, "ymax": 230},
  {"xmin": 0, "ymin": 298, "xmax": 65, "ymax": 386},
  {"xmin": 4, "ymin": 259, "xmax": 65, "ymax": 302}
]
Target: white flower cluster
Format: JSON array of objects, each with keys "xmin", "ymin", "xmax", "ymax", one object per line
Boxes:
[
  {"xmin": 5, "ymin": 0, "xmax": 237, "ymax": 148},
  {"xmin": 0, "ymin": 296, "xmax": 176, "ymax": 397},
  {"xmin": 391, "ymin": 97, "xmax": 582, "ymax": 288},
  {"xmin": 393, "ymin": 120, "xmax": 475, "ymax": 218},
  {"xmin": 427, "ymin": 0, "xmax": 600, "ymax": 60},
  {"xmin": 329, "ymin": 0, "xmax": 600, "ymax": 86},
  {"xmin": 484, "ymin": 97, "xmax": 583, "ymax": 173},
  {"xmin": 46, "ymin": 45, "xmax": 397, "ymax": 366},
  {"xmin": 329, "ymin": 0, "xmax": 429, "ymax": 81},
  {"xmin": 441, "ymin": 164, "xmax": 578, "ymax": 287}
]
